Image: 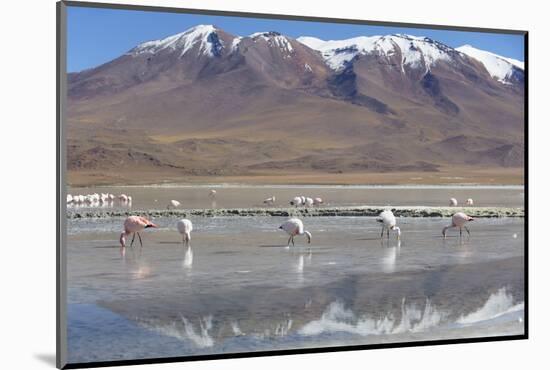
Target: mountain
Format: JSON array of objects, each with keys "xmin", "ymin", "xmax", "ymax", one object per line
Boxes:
[{"xmin": 66, "ymin": 25, "xmax": 524, "ymax": 185}]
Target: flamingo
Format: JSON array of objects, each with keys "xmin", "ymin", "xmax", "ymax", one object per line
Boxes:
[
  {"xmin": 209, "ymin": 189, "xmax": 217, "ymax": 198},
  {"xmin": 466, "ymin": 198, "xmax": 474, "ymax": 206},
  {"xmin": 67, "ymin": 194, "xmax": 73, "ymax": 204},
  {"xmin": 279, "ymin": 218, "xmax": 312, "ymax": 246},
  {"xmin": 449, "ymin": 198, "xmax": 458, "ymax": 206},
  {"xmin": 119, "ymin": 216, "xmax": 157, "ymax": 247},
  {"xmin": 176, "ymin": 219, "xmax": 193, "ymax": 247},
  {"xmin": 263, "ymin": 196, "xmax": 276, "ymax": 205},
  {"xmin": 290, "ymin": 196, "xmax": 303, "ymax": 207},
  {"xmin": 313, "ymin": 197, "xmax": 323, "ymax": 206},
  {"xmin": 442, "ymin": 212, "xmax": 474, "ymax": 238},
  {"xmin": 377, "ymin": 210, "xmax": 401, "ymax": 240},
  {"xmin": 167, "ymin": 200, "xmax": 181, "ymax": 209},
  {"xmin": 304, "ymin": 197, "xmax": 314, "ymax": 207},
  {"xmin": 119, "ymin": 194, "xmax": 128, "ymax": 202}
]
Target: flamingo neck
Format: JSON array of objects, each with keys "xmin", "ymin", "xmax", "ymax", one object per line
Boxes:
[{"xmin": 119, "ymin": 232, "xmax": 127, "ymax": 247}]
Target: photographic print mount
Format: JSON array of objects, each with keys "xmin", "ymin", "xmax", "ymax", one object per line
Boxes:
[{"xmin": 57, "ymin": 1, "xmax": 528, "ymax": 369}]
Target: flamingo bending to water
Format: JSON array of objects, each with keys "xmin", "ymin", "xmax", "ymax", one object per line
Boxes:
[
  {"xmin": 263, "ymin": 196, "xmax": 276, "ymax": 205},
  {"xmin": 377, "ymin": 210, "xmax": 401, "ymax": 240},
  {"xmin": 279, "ymin": 218, "xmax": 312, "ymax": 246},
  {"xmin": 442, "ymin": 212, "xmax": 474, "ymax": 238},
  {"xmin": 119, "ymin": 216, "xmax": 157, "ymax": 247},
  {"xmin": 176, "ymin": 219, "xmax": 193, "ymax": 247},
  {"xmin": 449, "ymin": 198, "xmax": 458, "ymax": 207}
]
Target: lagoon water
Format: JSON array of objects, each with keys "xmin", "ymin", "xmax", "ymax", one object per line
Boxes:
[{"xmin": 66, "ymin": 204, "xmax": 525, "ymax": 364}]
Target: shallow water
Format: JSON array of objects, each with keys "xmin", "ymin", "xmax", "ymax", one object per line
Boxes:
[
  {"xmin": 66, "ymin": 215, "xmax": 525, "ymax": 363},
  {"xmin": 67, "ymin": 185, "xmax": 524, "ymax": 211}
]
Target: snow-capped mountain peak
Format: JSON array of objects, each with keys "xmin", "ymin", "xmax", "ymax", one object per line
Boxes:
[
  {"xmin": 297, "ymin": 34, "xmax": 454, "ymax": 72},
  {"xmin": 249, "ymin": 31, "xmax": 294, "ymax": 55},
  {"xmin": 456, "ymin": 44, "xmax": 523, "ymax": 83},
  {"xmin": 129, "ymin": 24, "xmax": 224, "ymax": 57}
]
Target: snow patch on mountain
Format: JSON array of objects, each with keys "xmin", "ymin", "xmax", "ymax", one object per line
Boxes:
[
  {"xmin": 231, "ymin": 36, "xmax": 243, "ymax": 52},
  {"xmin": 297, "ymin": 35, "xmax": 378, "ymax": 70},
  {"xmin": 456, "ymin": 44, "xmax": 523, "ymax": 83}
]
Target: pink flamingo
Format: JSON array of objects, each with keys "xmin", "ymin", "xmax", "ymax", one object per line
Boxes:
[
  {"xmin": 442, "ymin": 212, "xmax": 474, "ymax": 238},
  {"xmin": 119, "ymin": 216, "xmax": 157, "ymax": 247},
  {"xmin": 279, "ymin": 218, "xmax": 312, "ymax": 246}
]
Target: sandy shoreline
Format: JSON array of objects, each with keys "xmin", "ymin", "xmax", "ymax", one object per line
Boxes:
[
  {"xmin": 67, "ymin": 205, "xmax": 524, "ymax": 219},
  {"xmin": 67, "ymin": 167, "xmax": 524, "ymax": 187}
]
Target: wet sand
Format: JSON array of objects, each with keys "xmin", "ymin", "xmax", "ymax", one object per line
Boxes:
[
  {"xmin": 67, "ymin": 205, "xmax": 524, "ymax": 219},
  {"xmin": 66, "ymin": 216, "xmax": 525, "ymax": 363}
]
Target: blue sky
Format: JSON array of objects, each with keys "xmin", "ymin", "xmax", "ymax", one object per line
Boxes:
[{"xmin": 67, "ymin": 6, "xmax": 525, "ymax": 72}]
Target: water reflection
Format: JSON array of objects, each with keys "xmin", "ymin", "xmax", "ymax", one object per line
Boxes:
[
  {"xmin": 291, "ymin": 248, "xmax": 313, "ymax": 283},
  {"xmin": 381, "ymin": 240, "xmax": 401, "ymax": 273},
  {"xmin": 183, "ymin": 247, "xmax": 193, "ymax": 270},
  {"xmin": 141, "ymin": 316, "xmax": 215, "ymax": 348},
  {"xmin": 296, "ymin": 255, "xmax": 304, "ymax": 273},
  {"xmin": 132, "ymin": 287, "xmax": 523, "ymax": 350},
  {"xmin": 133, "ymin": 263, "xmax": 152, "ymax": 280}
]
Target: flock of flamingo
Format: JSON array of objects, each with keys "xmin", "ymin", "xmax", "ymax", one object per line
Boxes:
[
  {"xmin": 109, "ymin": 190, "xmax": 476, "ymax": 249},
  {"xmin": 67, "ymin": 193, "xmax": 132, "ymax": 207}
]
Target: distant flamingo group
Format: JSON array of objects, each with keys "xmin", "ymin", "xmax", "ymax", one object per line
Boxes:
[
  {"xmin": 67, "ymin": 193, "xmax": 131, "ymax": 207},
  {"xmin": 449, "ymin": 197, "xmax": 474, "ymax": 206},
  {"xmin": 289, "ymin": 196, "xmax": 323, "ymax": 207}
]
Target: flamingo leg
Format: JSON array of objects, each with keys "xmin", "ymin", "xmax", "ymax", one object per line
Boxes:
[
  {"xmin": 137, "ymin": 232, "xmax": 143, "ymax": 247},
  {"xmin": 380, "ymin": 226, "xmax": 385, "ymax": 239},
  {"xmin": 459, "ymin": 228, "xmax": 463, "ymax": 237},
  {"xmin": 287, "ymin": 236, "xmax": 292, "ymax": 246},
  {"xmin": 387, "ymin": 228, "xmax": 390, "ymax": 239},
  {"xmin": 130, "ymin": 233, "xmax": 136, "ymax": 247},
  {"xmin": 291, "ymin": 236, "xmax": 295, "ymax": 246},
  {"xmin": 464, "ymin": 226, "xmax": 470, "ymax": 236}
]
